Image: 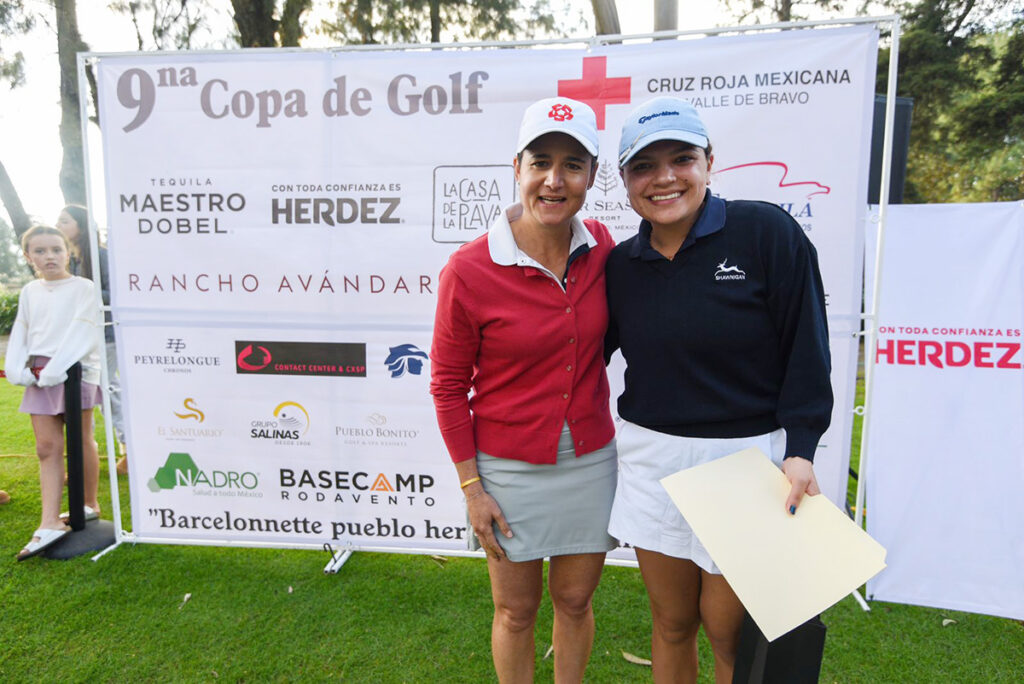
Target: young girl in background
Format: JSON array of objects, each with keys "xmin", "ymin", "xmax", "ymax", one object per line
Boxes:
[{"xmin": 5, "ymin": 225, "xmax": 103, "ymax": 560}]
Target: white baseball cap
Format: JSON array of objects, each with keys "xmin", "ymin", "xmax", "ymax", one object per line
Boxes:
[
  {"xmin": 516, "ymin": 97, "xmax": 599, "ymax": 156},
  {"xmin": 618, "ymin": 97, "xmax": 709, "ymax": 166}
]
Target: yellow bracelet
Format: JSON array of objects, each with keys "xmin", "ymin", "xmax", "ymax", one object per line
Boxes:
[{"xmin": 460, "ymin": 476, "xmax": 482, "ymax": 489}]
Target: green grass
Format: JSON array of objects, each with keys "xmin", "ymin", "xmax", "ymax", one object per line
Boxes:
[{"xmin": 1, "ymin": 374, "xmax": 1021, "ymax": 681}]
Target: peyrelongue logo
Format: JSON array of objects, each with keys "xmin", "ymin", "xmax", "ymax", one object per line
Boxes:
[
  {"xmin": 133, "ymin": 338, "xmax": 221, "ymax": 375},
  {"xmin": 235, "ymin": 341, "xmax": 366, "ymax": 377},
  {"xmin": 384, "ymin": 344, "xmax": 429, "ymax": 378},
  {"xmin": 148, "ymin": 452, "xmax": 259, "ymax": 494}
]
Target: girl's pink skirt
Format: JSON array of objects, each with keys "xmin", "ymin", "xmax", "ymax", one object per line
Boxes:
[{"xmin": 18, "ymin": 356, "xmax": 103, "ymax": 416}]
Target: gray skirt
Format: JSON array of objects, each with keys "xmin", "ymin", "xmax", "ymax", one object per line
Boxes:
[{"xmin": 469, "ymin": 424, "xmax": 617, "ymax": 562}]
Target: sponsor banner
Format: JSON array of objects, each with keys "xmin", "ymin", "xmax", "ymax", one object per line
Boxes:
[
  {"xmin": 865, "ymin": 203, "xmax": 1024, "ymax": 620},
  {"xmin": 120, "ymin": 324, "xmax": 467, "ymax": 548},
  {"xmin": 99, "ymin": 27, "xmax": 877, "ymax": 550}
]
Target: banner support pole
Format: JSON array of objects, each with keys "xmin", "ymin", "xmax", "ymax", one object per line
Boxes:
[
  {"xmin": 77, "ymin": 52, "xmax": 126, "ymax": 553},
  {"xmin": 850, "ymin": 15, "xmax": 901, "ymax": 611}
]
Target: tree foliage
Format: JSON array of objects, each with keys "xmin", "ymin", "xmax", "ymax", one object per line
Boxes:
[
  {"xmin": 878, "ymin": 0, "xmax": 1024, "ymax": 202},
  {"xmin": 321, "ymin": 0, "xmax": 560, "ymax": 44},
  {"xmin": 231, "ymin": 0, "xmax": 313, "ymax": 47},
  {"xmin": 0, "ymin": 0, "xmax": 33, "ymax": 87},
  {"xmin": 56, "ymin": 0, "xmax": 88, "ymax": 205},
  {"xmin": 723, "ymin": 0, "xmax": 846, "ymax": 23},
  {"xmin": 109, "ymin": 0, "xmax": 210, "ymax": 50}
]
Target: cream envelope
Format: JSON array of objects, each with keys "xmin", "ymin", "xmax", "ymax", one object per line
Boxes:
[{"xmin": 660, "ymin": 447, "xmax": 886, "ymax": 642}]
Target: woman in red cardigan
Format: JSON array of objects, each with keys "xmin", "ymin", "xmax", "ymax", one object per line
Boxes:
[{"xmin": 430, "ymin": 97, "xmax": 617, "ymax": 683}]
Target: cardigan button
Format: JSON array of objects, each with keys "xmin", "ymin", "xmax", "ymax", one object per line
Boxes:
[
  {"xmin": 568, "ymin": 337, "xmax": 575, "ymax": 344},
  {"xmin": 565, "ymin": 306, "xmax": 572, "ymax": 313},
  {"xmin": 562, "ymin": 393, "xmax": 569, "ymax": 400},
  {"xmin": 566, "ymin": 365, "xmax": 572, "ymax": 372}
]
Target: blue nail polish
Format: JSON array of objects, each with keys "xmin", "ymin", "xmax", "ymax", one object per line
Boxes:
[{"xmin": 789, "ymin": 505, "xmax": 796, "ymax": 515}]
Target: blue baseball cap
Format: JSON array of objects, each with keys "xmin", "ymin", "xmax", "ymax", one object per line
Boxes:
[{"xmin": 618, "ymin": 97, "xmax": 709, "ymax": 167}]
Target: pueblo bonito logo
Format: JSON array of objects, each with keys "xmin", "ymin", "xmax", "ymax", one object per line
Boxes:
[{"xmin": 235, "ymin": 341, "xmax": 366, "ymax": 377}]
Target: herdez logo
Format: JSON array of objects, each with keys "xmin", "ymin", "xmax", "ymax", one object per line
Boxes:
[
  {"xmin": 235, "ymin": 341, "xmax": 366, "ymax": 377},
  {"xmin": 148, "ymin": 452, "xmax": 258, "ymax": 492}
]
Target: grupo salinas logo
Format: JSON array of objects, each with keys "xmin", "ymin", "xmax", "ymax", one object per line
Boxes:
[
  {"xmin": 148, "ymin": 452, "xmax": 260, "ymax": 497},
  {"xmin": 234, "ymin": 340, "xmax": 366, "ymax": 377},
  {"xmin": 251, "ymin": 401, "xmax": 311, "ymax": 445},
  {"xmin": 133, "ymin": 338, "xmax": 221, "ymax": 375},
  {"xmin": 384, "ymin": 344, "xmax": 429, "ymax": 378}
]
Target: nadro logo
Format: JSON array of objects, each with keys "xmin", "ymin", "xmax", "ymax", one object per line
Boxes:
[{"xmin": 148, "ymin": 452, "xmax": 258, "ymax": 492}]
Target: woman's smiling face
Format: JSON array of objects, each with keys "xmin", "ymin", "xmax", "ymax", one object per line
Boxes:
[
  {"xmin": 514, "ymin": 132, "xmax": 596, "ymax": 232},
  {"xmin": 621, "ymin": 140, "xmax": 713, "ymax": 233}
]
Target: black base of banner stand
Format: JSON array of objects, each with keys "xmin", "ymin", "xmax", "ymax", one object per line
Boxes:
[
  {"xmin": 43, "ymin": 519, "xmax": 117, "ymax": 560},
  {"xmin": 732, "ymin": 612, "xmax": 826, "ymax": 684},
  {"xmin": 39, "ymin": 363, "xmax": 117, "ymax": 559}
]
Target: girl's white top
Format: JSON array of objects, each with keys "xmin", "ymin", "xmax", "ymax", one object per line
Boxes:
[{"xmin": 4, "ymin": 276, "xmax": 103, "ymax": 387}]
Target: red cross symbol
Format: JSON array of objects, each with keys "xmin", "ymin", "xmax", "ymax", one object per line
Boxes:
[{"xmin": 557, "ymin": 56, "xmax": 631, "ymax": 130}]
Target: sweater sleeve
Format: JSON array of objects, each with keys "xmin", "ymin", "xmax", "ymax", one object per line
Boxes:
[
  {"xmin": 4, "ymin": 287, "xmax": 36, "ymax": 386},
  {"xmin": 764, "ymin": 216, "xmax": 833, "ymax": 462},
  {"xmin": 429, "ymin": 262, "xmax": 481, "ymax": 463},
  {"xmin": 37, "ymin": 281, "xmax": 102, "ymax": 388},
  {"xmin": 604, "ymin": 263, "xmax": 620, "ymax": 365}
]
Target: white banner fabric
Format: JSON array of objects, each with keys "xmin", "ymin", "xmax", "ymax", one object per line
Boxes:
[
  {"xmin": 865, "ymin": 202, "xmax": 1024, "ymax": 619},
  {"xmin": 95, "ymin": 26, "xmax": 877, "ymax": 552}
]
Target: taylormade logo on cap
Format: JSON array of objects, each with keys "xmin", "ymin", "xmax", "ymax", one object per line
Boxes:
[
  {"xmin": 516, "ymin": 97, "xmax": 599, "ymax": 157},
  {"xmin": 638, "ymin": 110, "xmax": 680, "ymax": 124},
  {"xmin": 618, "ymin": 96, "xmax": 709, "ymax": 166}
]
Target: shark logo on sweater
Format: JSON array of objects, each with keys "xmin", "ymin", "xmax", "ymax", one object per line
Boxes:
[{"xmin": 715, "ymin": 259, "xmax": 746, "ymax": 281}]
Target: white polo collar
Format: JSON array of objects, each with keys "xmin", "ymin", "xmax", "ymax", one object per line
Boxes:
[{"xmin": 488, "ymin": 203, "xmax": 596, "ymax": 267}]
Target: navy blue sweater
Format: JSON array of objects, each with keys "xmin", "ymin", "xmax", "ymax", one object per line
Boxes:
[{"xmin": 604, "ymin": 192, "xmax": 833, "ymax": 461}]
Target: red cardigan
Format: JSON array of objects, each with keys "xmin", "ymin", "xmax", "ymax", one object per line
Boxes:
[{"xmin": 430, "ymin": 216, "xmax": 615, "ymax": 464}]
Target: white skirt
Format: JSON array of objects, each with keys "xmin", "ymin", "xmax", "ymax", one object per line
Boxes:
[{"xmin": 609, "ymin": 421, "xmax": 786, "ymax": 574}]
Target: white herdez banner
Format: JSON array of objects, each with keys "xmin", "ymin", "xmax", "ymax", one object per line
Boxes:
[
  {"xmin": 865, "ymin": 203, "xmax": 1024, "ymax": 620},
  {"xmin": 94, "ymin": 25, "xmax": 876, "ymax": 552}
]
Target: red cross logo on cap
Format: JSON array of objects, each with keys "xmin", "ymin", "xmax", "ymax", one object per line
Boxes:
[
  {"xmin": 557, "ymin": 56, "xmax": 631, "ymax": 130},
  {"xmin": 549, "ymin": 103, "xmax": 574, "ymax": 121}
]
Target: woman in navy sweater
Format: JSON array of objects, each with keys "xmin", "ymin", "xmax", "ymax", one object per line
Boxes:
[{"xmin": 605, "ymin": 97, "xmax": 833, "ymax": 682}]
